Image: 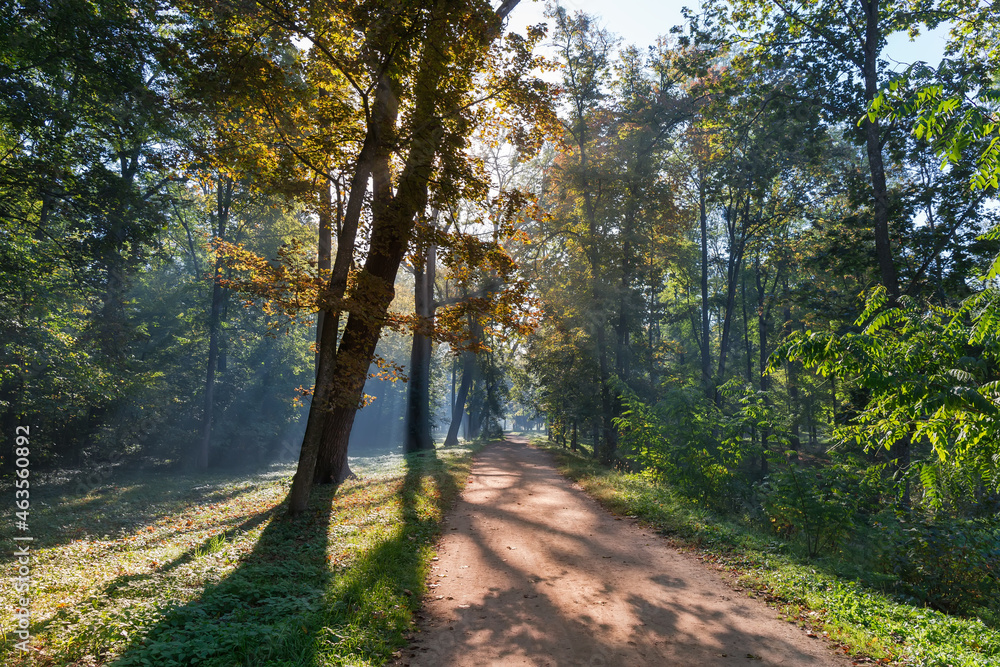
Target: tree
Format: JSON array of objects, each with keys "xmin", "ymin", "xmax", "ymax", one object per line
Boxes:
[
  {"xmin": 283, "ymin": 0, "xmax": 541, "ymax": 514},
  {"xmin": 869, "ymin": 1, "xmax": 1000, "ymax": 192},
  {"xmin": 0, "ymin": 0, "xmax": 179, "ymax": 458},
  {"xmin": 717, "ymin": 0, "xmax": 949, "ymax": 304}
]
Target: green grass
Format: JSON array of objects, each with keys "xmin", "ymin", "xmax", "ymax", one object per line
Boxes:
[
  {"xmin": 1, "ymin": 446, "xmax": 478, "ymax": 666},
  {"xmin": 539, "ymin": 440, "xmax": 1000, "ymax": 667}
]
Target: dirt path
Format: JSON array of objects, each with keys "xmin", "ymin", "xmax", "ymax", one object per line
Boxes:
[{"xmin": 399, "ymin": 438, "xmax": 852, "ymax": 666}]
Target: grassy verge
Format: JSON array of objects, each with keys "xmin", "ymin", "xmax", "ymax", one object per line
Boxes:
[
  {"xmin": 539, "ymin": 440, "xmax": 1000, "ymax": 667},
  {"xmin": 1, "ymin": 445, "xmax": 478, "ymax": 666}
]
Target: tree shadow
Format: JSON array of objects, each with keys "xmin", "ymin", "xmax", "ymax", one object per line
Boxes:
[
  {"xmin": 97, "ymin": 447, "xmax": 465, "ymax": 666},
  {"xmin": 2, "ymin": 446, "xmax": 471, "ymax": 666},
  {"xmin": 109, "ymin": 487, "xmax": 336, "ymax": 666},
  {"xmin": 290, "ymin": 446, "xmax": 466, "ymax": 665},
  {"xmin": 400, "ymin": 439, "xmax": 847, "ymax": 666},
  {"xmin": 22, "ymin": 465, "xmax": 290, "ymax": 551}
]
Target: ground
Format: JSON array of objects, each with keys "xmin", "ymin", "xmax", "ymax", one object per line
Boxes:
[{"xmin": 396, "ymin": 437, "xmax": 852, "ymax": 666}]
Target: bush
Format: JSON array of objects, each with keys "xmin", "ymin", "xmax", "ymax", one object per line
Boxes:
[
  {"xmin": 881, "ymin": 517, "xmax": 1000, "ymax": 617},
  {"xmin": 761, "ymin": 463, "xmax": 860, "ymax": 557},
  {"xmin": 615, "ymin": 387, "xmax": 752, "ymax": 510}
]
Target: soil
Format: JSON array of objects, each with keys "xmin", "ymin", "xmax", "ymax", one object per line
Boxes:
[{"xmin": 397, "ymin": 437, "xmax": 853, "ymax": 666}]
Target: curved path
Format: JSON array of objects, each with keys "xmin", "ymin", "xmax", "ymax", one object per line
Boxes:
[{"xmin": 399, "ymin": 438, "xmax": 851, "ymax": 666}]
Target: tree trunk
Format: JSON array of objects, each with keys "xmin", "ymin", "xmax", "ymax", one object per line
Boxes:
[
  {"xmin": 197, "ymin": 178, "xmax": 233, "ymax": 470},
  {"xmin": 98, "ymin": 148, "xmax": 141, "ymax": 361},
  {"xmin": 444, "ymin": 319, "xmax": 480, "ymax": 448},
  {"xmin": 315, "ymin": 158, "xmax": 334, "ymax": 373},
  {"xmin": 741, "ymin": 266, "xmax": 752, "ymax": 383},
  {"xmin": 404, "ymin": 237, "xmax": 436, "ymax": 453},
  {"xmin": 756, "ymin": 258, "xmax": 772, "ymax": 476},
  {"xmin": 287, "ymin": 78, "xmax": 394, "ymax": 513},
  {"xmin": 861, "ymin": 0, "xmax": 899, "ymax": 303},
  {"xmin": 288, "ymin": 0, "xmax": 519, "ymax": 514},
  {"xmin": 783, "ymin": 295, "xmax": 801, "ymax": 453},
  {"xmin": 699, "ymin": 173, "xmax": 712, "ymax": 401},
  {"xmin": 616, "ymin": 210, "xmax": 633, "ymax": 383},
  {"xmin": 715, "ymin": 251, "xmax": 741, "ymax": 404}
]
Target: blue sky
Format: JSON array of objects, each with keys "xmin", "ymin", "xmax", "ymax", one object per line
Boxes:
[{"xmin": 508, "ymin": 0, "xmax": 950, "ymax": 68}]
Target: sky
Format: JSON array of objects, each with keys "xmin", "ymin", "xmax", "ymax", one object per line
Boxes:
[{"xmin": 507, "ymin": 0, "xmax": 951, "ymax": 69}]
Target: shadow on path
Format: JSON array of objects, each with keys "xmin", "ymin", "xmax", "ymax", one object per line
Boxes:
[{"xmin": 401, "ymin": 438, "xmax": 851, "ymax": 666}]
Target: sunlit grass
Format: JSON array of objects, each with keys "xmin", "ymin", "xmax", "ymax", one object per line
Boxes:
[
  {"xmin": 1, "ymin": 446, "xmax": 477, "ymax": 666},
  {"xmin": 543, "ymin": 442, "xmax": 1000, "ymax": 667}
]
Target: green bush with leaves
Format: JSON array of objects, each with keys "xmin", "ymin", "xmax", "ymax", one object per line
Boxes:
[
  {"xmin": 777, "ymin": 285, "xmax": 1000, "ymax": 506},
  {"xmin": 614, "ymin": 387, "xmax": 750, "ymax": 510},
  {"xmin": 880, "ymin": 516, "xmax": 1000, "ymax": 620},
  {"xmin": 761, "ymin": 463, "xmax": 860, "ymax": 557}
]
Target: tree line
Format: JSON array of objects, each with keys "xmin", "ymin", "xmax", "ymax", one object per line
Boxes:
[
  {"xmin": 3, "ymin": 0, "xmax": 1000, "ymax": 609},
  {"xmin": 0, "ymin": 0, "xmax": 545, "ymax": 495},
  {"xmin": 522, "ymin": 0, "xmax": 1000, "ymax": 617}
]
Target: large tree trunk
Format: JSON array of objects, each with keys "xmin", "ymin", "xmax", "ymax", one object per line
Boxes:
[
  {"xmin": 288, "ymin": 0, "xmax": 520, "ymax": 514},
  {"xmin": 286, "ymin": 82, "xmax": 391, "ymax": 512},
  {"xmin": 312, "ymin": 80, "xmax": 405, "ymax": 485},
  {"xmin": 312, "ymin": 167, "xmax": 355, "ymax": 481}
]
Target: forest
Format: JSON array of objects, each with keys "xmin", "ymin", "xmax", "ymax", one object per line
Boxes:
[{"xmin": 2, "ymin": 0, "xmax": 1000, "ymax": 665}]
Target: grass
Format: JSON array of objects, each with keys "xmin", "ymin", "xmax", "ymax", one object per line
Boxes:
[
  {"xmin": 1, "ymin": 445, "xmax": 478, "ymax": 666},
  {"xmin": 538, "ymin": 439, "xmax": 1000, "ymax": 667}
]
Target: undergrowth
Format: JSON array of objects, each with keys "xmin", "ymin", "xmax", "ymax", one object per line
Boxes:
[
  {"xmin": 542, "ymin": 441, "xmax": 1000, "ymax": 667},
  {"xmin": 0, "ymin": 446, "xmax": 477, "ymax": 666}
]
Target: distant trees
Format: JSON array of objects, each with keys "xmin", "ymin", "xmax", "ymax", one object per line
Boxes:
[
  {"xmin": 0, "ymin": 0, "xmax": 322, "ymax": 470},
  {"xmin": 1, "ymin": 0, "xmax": 177, "ymax": 461},
  {"xmin": 525, "ymin": 0, "xmax": 999, "ymax": 519}
]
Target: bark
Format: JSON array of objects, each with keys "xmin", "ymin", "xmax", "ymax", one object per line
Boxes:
[
  {"xmin": 716, "ymin": 196, "xmax": 751, "ymax": 405},
  {"xmin": 314, "ymin": 159, "xmax": 333, "ymax": 373},
  {"xmin": 444, "ymin": 319, "xmax": 480, "ymax": 448},
  {"xmin": 404, "ymin": 238, "xmax": 436, "ymax": 452},
  {"xmin": 312, "ymin": 74, "xmax": 404, "ymax": 485},
  {"xmin": 699, "ymin": 174, "xmax": 712, "ymax": 400},
  {"xmin": 197, "ymin": 178, "xmax": 234, "ymax": 470},
  {"xmin": 289, "ymin": 0, "xmax": 519, "ymax": 513},
  {"xmin": 861, "ymin": 0, "xmax": 899, "ymax": 302},
  {"xmin": 287, "ymin": 81, "xmax": 391, "ymax": 513},
  {"xmin": 862, "ymin": 1, "xmax": 911, "ymax": 499}
]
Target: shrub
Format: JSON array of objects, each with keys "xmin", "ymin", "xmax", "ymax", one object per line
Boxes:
[
  {"xmin": 881, "ymin": 517, "xmax": 1000, "ymax": 617},
  {"xmin": 761, "ymin": 463, "xmax": 860, "ymax": 557},
  {"xmin": 615, "ymin": 387, "xmax": 753, "ymax": 511}
]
